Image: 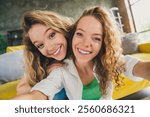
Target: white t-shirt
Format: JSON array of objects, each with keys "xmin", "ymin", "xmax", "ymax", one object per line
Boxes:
[{"xmin": 31, "ymin": 55, "xmax": 142, "ymax": 100}]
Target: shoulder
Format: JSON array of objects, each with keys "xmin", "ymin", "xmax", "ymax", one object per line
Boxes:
[
  {"xmin": 124, "ymin": 55, "xmax": 139, "ymax": 62},
  {"xmin": 123, "ymin": 55, "xmax": 142, "ymax": 81},
  {"xmin": 49, "ymin": 67, "xmax": 65, "ymax": 75},
  {"xmin": 123, "ymin": 55, "xmax": 140, "ymax": 69},
  {"xmin": 47, "ymin": 66, "xmax": 70, "ymax": 79},
  {"xmin": 64, "ymin": 58, "xmax": 76, "ymax": 70}
]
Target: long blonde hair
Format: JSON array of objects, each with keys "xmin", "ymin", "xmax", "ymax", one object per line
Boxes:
[
  {"xmin": 22, "ymin": 10, "xmax": 72, "ymax": 86},
  {"xmin": 69, "ymin": 6, "xmax": 125, "ymax": 96}
]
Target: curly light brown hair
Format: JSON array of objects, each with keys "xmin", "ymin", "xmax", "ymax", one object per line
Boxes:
[
  {"xmin": 22, "ymin": 10, "xmax": 73, "ymax": 86},
  {"xmin": 69, "ymin": 6, "xmax": 126, "ymax": 96}
]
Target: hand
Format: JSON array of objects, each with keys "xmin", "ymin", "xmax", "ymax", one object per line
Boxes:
[{"xmin": 17, "ymin": 76, "xmax": 31, "ymax": 95}]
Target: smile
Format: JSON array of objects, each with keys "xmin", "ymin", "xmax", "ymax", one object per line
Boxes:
[
  {"xmin": 78, "ymin": 48, "xmax": 92, "ymax": 55},
  {"xmin": 53, "ymin": 45, "xmax": 61, "ymax": 55},
  {"xmin": 48, "ymin": 45, "xmax": 62, "ymax": 55}
]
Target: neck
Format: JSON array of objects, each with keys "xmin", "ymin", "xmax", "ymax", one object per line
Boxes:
[
  {"xmin": 74, "ymin": 59, "xmax": 94, "ymax": 85},
  {"xmin": 74, "ymin": 59, "xmax": 93, "ymax": 72}
]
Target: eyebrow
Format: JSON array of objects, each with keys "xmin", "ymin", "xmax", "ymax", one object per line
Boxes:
[
  {"xmin": 44, "ymin": 28, "xmax": 51, "ymax": 35},
  {"xmin": 76, "ymin": 28, "xmax": 103, "ymax": 36},
  {"xmin": 76, "ymin": 28, "xmax": 85, "ymax": 32}
]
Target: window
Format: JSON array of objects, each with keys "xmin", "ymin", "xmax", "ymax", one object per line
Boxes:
[{"xmin": 128, "ymin": 0, "xmax": 150, "ymax": 43}]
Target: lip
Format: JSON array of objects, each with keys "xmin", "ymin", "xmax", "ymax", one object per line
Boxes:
[
  {"xmin": 48, "ymin": 45, "xmax": 62, "ymax": 55},
  {"xmin": 77, "ymin": 48, "xmax": 92, "ymax": 55}
]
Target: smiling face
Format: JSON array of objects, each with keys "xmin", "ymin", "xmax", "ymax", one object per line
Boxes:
[
  {"xmin": 72, "ymin": 16, "xmax": 103, "ymax": 64},
  {"xmin": 28, "ymin": 24, "xmax": 67, "ymax": 60}
]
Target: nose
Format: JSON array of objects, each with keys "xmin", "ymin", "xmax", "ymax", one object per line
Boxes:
[
  {"xmin": 83, "ymin": 37, "xmax": 92, "ymax": 48},
  {"xmin": 44, "ymin": 40, "xmax": 54, "ymax": 51}
]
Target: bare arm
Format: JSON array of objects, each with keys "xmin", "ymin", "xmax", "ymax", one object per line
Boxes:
[
  {"xmin": 17, "ymin": 76, "xmax": 31, "ymax": 95},
  {"xmin": 133, "ymin": 61, "xmax": 150, "ymax": 80},
  {"xmin": 12, "ymin": 90, "xmax": 48, "ymax": 100}
]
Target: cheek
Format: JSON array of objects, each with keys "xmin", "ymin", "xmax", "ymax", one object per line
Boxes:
[
  {"xmin": 60, "ymin": 36, "xmax": 67, "ymax": 45},
  {"xmin": 95, "ymin": 43, "xmax": 102, "ymax": 53},
  {"xmin": 60, "ymin": 37, "xmax": 67, "ymax": 52},
  {"xmin": 64, "ymin": 39, "xmax": 67, "ymax": 46},
  {"xmin": 63, "ymin": 43, "xmax": 67, "ymax": 53},
  {"xmin": 39, "ymin": 49, "xmax": 46, "ymax": 56},
  {"xmin": 72, "ymin": 36, "xmax": 80, "ymax": 48}
]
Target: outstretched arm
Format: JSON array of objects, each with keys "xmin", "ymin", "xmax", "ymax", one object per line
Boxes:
[
  {"xmin": 12, "ymin": 90, "xmax": 48, "ymax": 100},
  {"xmin": 133, "ymin": 61, "xmax": 150, "ymax": 80},
  {"xmin": 17, "ymin": 76, "xmax": 31, "ymax": 95}
]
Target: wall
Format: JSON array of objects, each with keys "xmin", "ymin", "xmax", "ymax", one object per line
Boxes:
[{"xmin": 0, "ymin": 0, "xmax": 116, "ymax": 33}]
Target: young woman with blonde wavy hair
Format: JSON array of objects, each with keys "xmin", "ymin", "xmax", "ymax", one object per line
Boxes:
[
  {"xmin": 14, "ymin": 6, "xmax": 150, "ymax": 100},
  {"xmin": 16, "ymin": 10, "xmax": 73, "ymax": 99}
]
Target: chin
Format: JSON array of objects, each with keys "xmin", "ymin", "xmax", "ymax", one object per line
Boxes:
[{"xmin": 56, "ymin": 55, "xmax": 65, "ymax": 61}]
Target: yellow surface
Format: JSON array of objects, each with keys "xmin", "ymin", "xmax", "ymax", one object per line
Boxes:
[
  {"xmin": 138, "ymin": 43, "xmax": 150, "ymax": 53},
  {"xmin": 0, "ymin": 45, "xmax": 24, "ymax": 100},
  {"xmin": 0, "ymin": 80, "xmax": 19, "ymax": 100},
  {"xmin": 6, "ymin": 45, "xmax": 25, "ymax": 52},
  {"xmin": 113, "ymin": 75, "xmax": 150, "ymax": 99},
  {"xmin": 113, "ymin": 53, "xmax": 150, "ymax": 99}
]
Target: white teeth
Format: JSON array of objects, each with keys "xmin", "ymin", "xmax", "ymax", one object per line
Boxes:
[
  {"xmin": 78, "ymin": 48, "xmax": 91, "ymax": 55},
  {"xmin": 53, "ymin": 46, "xmax": 61, "ymax": 55}
]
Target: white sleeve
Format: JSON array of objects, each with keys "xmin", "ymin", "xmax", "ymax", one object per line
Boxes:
[
  {"xmin": 31, "ymin": 67, "xmax": 64, "ymax": 99},
  {"xmin": 123, "ymin": 55, "xmax": 143, "ymax": 82}
]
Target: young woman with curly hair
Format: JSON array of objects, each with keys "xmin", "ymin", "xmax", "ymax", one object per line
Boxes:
[
  {"xmin": 14, "ymin": 6, "xmax": 150, "ymax": 100},
  {"xmin": 16, "ymin": 10, "xmax": 73, "ymax": 99}
]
